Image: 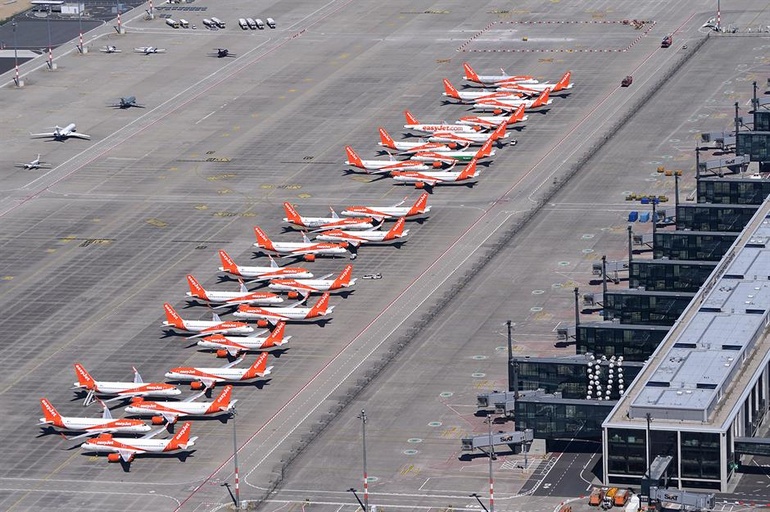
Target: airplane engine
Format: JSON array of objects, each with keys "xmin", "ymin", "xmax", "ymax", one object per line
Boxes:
[
  {"xmin": 448, "ymin": 142, "xmax": 459, "ymax": 149},
  {"xmin": 130, "ymin": 396, "xmax": 144, "ymax": 404},
  {"xmin": 432, "ymin": 161, "xmax": 442, "ymax": 168},
  {"xmin": 256, "ymin": 319, "xmax": 269, "ymax": 328},
  {"xmin": 287, "ymin": 291, "xmax": 300, "ymax": 300},
  {"xmin": 493, "ymin": 109, "xmax": 503, "ymax": 115},
  {"xmin": 303, "ymin": 254, "xmax": 316, "ymax": 262},
  {"xmin": 151, "ymin": 416, "xmax": 165, "ymax": 425},
  {"xmin": 414, "ymin": 182, "xmax": 425, "ymax": 189},
  {"xmin": 97, "ymin": 433, "xmax": 113, "ymax": 441},
  {"xmin": 216, "ymin": 349, "xmax": 229, "ymax": 358},
  {"xmin": 190, "ymin": 381, "xmax": 205, "ymax": 390},
  {"xmin": 473, "ymin": 125, "xmax": 482, "ymax": 131}
]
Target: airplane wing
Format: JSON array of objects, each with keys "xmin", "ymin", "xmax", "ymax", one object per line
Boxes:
[
  {"xmin": 142, "ymin": 426, "xmax": 169, "ymax": 439},
  {"xmin": 183, "ymin": 390, "xmax": 207, "ymax": 402},
  {"xmin": 29, "ymin": 132, "xmax": 56, "ymax": 139},
  {"xmin": 221, "ymin": 357, "xmax": 245, "ymax": 369},
  {"xmin": 67, "ymin": 132, "xmax": 91, "ymax": 140}
]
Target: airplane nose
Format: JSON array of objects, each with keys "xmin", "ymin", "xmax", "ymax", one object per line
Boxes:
[{"xmin": 164, "ymin": 372, "xmax": 174, "ymax": 379}]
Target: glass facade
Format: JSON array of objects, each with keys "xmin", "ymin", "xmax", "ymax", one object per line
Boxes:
[
  {"xmin": 607, "ymin": 428, "xmax": 647, "ymax": 476},
  {"xmin": 513, "ymin": 357, "xmax": 643, "ymax": 399},
  {"xmin": 697, "ymin": 178, "xmax": 770, "ymax": 204},
  {"xmin": 681, "ymin": 432, "xmax": 720, "ymax": 480},
  {"xmin": 676, "ymin": 204, "xmax": 758, "ymax": 232},
  {"xmin": 514, "ymin": 398, "xmax": 614, "ymax": 440},
  {"xmin": 603, "ymin": 290, "xmax": 695, "ymax": 326},
  {"xmin": 577, "ymin": 323, "xmax": 669, "ymax": 361},
  {"xmin": 653, "ymin": 231, "xmax": 738, "ymax": 261},
  {"xmin": 630, "ymin": 260, "xmax": 718, "ymax": 292}
]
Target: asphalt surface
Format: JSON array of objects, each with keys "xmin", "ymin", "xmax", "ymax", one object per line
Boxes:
[{"xmin": 1, "ymin": 1, "xmax": 770, "ymax": 511}]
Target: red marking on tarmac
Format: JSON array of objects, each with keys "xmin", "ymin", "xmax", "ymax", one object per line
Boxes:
[{"xmin": 177, "ymin": 10, "xmax": 700, "ymax": 512}]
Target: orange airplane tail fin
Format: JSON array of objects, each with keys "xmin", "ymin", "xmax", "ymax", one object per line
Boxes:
[
  {"xmin": 73, "ymin": 363, "xmax": 97, "ymax": 389},
  {"xmin": 264, "ymin": 322, "xmax": 286, "ymax": 347},
  {"xmin": 253, "ymin": 226, "xmax": 276, "ymax": 251},
  {"xmin": 163, "ymin": 303, "xmax": 185, "ymax": 329},
  {"xmin": 459, "ymin": 159, "xmax": 478, "ymax": 180},
  {"xmin": 218, "ymin": 250, "xmax": 239, "ymax": 274},
  {"xmin": 442, "ymin": 78, "xmax": 461, "ymax": 99},
  {"xmin": 331, "ymin": 265, "xmax": 354, "ymax": 288},
  {"xmin": 463, "ymin": 62, "xmax": 480, "ymax": 82},
  {"xmin": 345, "ymin": 146, "xmax": 365, "ymax": 168},
  {"xmin": 244, "ymin": 353, "xmax": 269, "ymax": 379},
  {"xmin": 186, "ymin": 275, "xmax": 209, "ymax": 301},
  {"xmin": 477, "ymin": 138, "xmax": 494, "ymax": 159},
  {"xmin": 407, "ymin": 192, "xmax": 429, "ymax": 216},
  {"xmin": 207, "ymin": 385, "xmax": 233, "ymax": 413},
  {"xmin": 378, "ymin": 128, "xmax": 396, "ymax": 149},
  {"xmin": 555, "ymin": 71, "xmax": 571, "ymax": 91},
  {"xmin": 490, "ymin": 121, "xmax": 507, "ymax": 142},
  {"xmin": 308, "ymin": 292, "xmax": 331, "ymax": 317},
  {"xmin": 404, "ymin": 109, "xmax": 419, "ymax": 126},
  {"xmin": 40, "ymin": 398, "xmax": 63, "ymax": 426},
  {"xmin": 511, "ymin": 105, "xmax": 526, "ymax": 123},
  {"xmin": 166, "ymin": 422, "xmax": 192, "ymax": 450},
  {"xmin": 386, "ymin": 217, "xmax": 406, "ymax": 239},
  {"xmin": 283, "ymin": 202, "xmax": 304, "ymax": 225},
  {"xmin": 534, "ymin": 88, "xmax": 550, "ymax": 107}
]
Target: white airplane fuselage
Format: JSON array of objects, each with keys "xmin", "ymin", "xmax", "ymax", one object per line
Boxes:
[
  {"xmin": 163, "ymin": 319, "xmax": 254, "ymax": 335},
  {"xmin": 81, "ymin": 437, "xmax": 193, "ymax": 455},
  {"xmin": 219, "ymin": 263, "xmax": 313, "ymax": 280},
  {"xmin": 185, "ymin": 290, "xmax": 283, "ymax": 305},
  {"xmin": 79, "ymin": 381, "xmax": 181, "ymax": 398},
  {"xmin": 164, "ymin": 367, "xmax": 270, "ymax": 383},
  {"xmin": 404, "ymin": 123, "xmax": 476, "ymax": 134},
  {"xmin": 40, "ymin": 416, "xmax": 150, "ymax": 434},
  {"xmin": 268, "ymin": 277, "xmax": 356, "ymax": 293},
  {"xmin": 197, "ymin": 333, "xmax": 291, "ymax": 351},
  {"xmin": 256, "ymin": 241, "xmax": 348, "ymax": 257},
  {"xmin": 125, "ymin": 401, "xmax": 234, "ymax": 418}
]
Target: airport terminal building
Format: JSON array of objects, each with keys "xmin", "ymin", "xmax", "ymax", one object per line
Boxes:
[{"xmin": 602, "ymin": 196, "xmax": 770, "ymax": 492}]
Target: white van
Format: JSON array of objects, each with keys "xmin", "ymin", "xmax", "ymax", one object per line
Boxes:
[
  {"xmin": 266, "ymin": 17, "xmax": 276, "ymax": 28},
  {"xmin": 165, "ymin": 18, "xmax": 179, "ymax": 28},
  {"xmin": 238, "ymin": 18, "xmax": 248, "ymax": 30},
  {"xmin": 210, "ymin": 17, "xmax": 225, "ymax": 28},
  {"xmin": 246, "ymin": 18, "xmax": 257, "ymax": 29},
  {"xmin": 179, "ymin": 19, "xmax": 189, "ymax": 28},
  {"xmin": 254, "ymin": 18, "xmax": 265, "ymax": 29}
]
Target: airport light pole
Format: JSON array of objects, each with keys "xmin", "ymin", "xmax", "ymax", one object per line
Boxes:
[
  {"xmin": 12, "ymin": 19, "xmax": 19, "ymax": 86},
  {"xmin": 487, "ymin": 415, "xmax": 495, "ymax": 512},
  {"xmin": 77, "ymin": 5, "xmax": 83, "ymax": 53},
  {"xmin": 358, "ymin": 409, "xmax": 369, "ymax": 512},
  {"xmin": 231, "ymin": 406, "xmax": 241, "ymax": 510},
  {"xmin": 470, "ymin": 493, "xmax": 489, "ymax": 512},
  {"xmin": 46, "ymin": 5, "xmax": 52, "ymax": 69},
  {"xmin": 348, "ymin": 488, "xmax": 366, "ymax": 510}
]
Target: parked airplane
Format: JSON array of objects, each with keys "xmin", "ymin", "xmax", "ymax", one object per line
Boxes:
[
  {"xmin": 344, "ymin": 146, "xmax": 429, "ymax": 174},
  {"xmin": 283, "ymin": 203, "xmax": 375, "ymax": 231},
  {"xmin": 162, "ymin": 303, "xmax": 254, "ymax": 338},
  {"xmin": 73, "ymin": 363, "xmax": 181, "ymax": 406},
  {"xmin": 473, "ymin": 89, "xmax": 552, "ymax": 112},
  {"xmin": 39, "ymin": 398, "xmax": 150, "ymax": 440},
  {"xmin": 197, "ymin": 321, "xmax": 291, "ymax": 357},
  {"xmin": 442, "ymin": 78, "xmax": 522, "ymax": 103},
  {"xmin": 109, "ymin": 96, "xmax": 145, "ymax": 109},
  {"xmin": 316, "ymin": 218, "xmax": 408, "ymax": 246},
  {"xmin": 99, "ymin": 45, "xmax": 121, "ymax": 53},
  {"xmin": 340, "ymin": 192, "xmax": 431, "ymax": 220},
  {"xmin": 233, "ymin": 292, "xmax": 335, "ymax": 326},
  {"xmin": 210, "ymin": 48, "xmax": 235, "ymax": 58},
  {"xmin": 496, "ymin": 71, "xmax": 573, "ymax": 95},
  {"xmin": 253, "ymin": 226, "xmax": 351, "ymax": 261},
  {"xmin": 134, "ymin": 46, "xmax": 166, "ymax": 54},
  {"xmin": 462, "ymin": 62, "xmax": 538, "ymax": 87},
  {"xmin": 80, "ymin": 421, "xmax": 197, "ymax": 463},
  {"xmin": 30, "ymin": 123, "xmax": 91, "ymax": 141},
  {"xmin": 409, "ymin": 142, "xmax": 494, "ymax": 165},
  {"xmin": 428, "ymin": 120, "xmax": 509, "ymax": 146},
  {"xmin": 390, "ymin": 158, "xmax": 481, "ymax": 190},
  {"xmin": 403, "ymin": 110, "xmax": 478, "ymax": 134},
  {"xmin": 456, "ymin": 104, "xmax": 528, "ymax": 129},
  {"xmin": 377, "ymin": 128, "xmax": 466, "ymax": 154},
  {"xmin": 269, "ymin": 264, "xmax": 355, "ymax": 296},
  {"xmin": 125, "ymin": 385, "xmax": 236, "ymax": 424},
  {"xmin": 185, "ymin": 275, "xmax": 283, "ymax": 307},
  {"xmin": 218, "ymin": 250, "xmax": 313, "ymax": 282},
  {"xmin": 15, "ymin": 154, "xmax": 51, "ymax": 170},
  {"xmin": 165, "ymin": 353, "xmax": 273, "ymax": 389}
]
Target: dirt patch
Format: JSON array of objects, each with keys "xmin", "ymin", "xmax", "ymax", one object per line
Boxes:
[{"xmin": 0, "ymin": 0, "xmax": 34, "ymax": 23}]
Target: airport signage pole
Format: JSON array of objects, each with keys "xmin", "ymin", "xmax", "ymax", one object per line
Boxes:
[
  {"xmin": 12, "ymin": 19, "xmax": 18, "ymax": 86},
  {"xmin": 358, "ymin": 409, "xmax": 369, "ymax": 512},
  {"xmin": 231, "ymin": 406, "xmax": 241, "ymax": 510},
  {"xmin": 487, "ymin": 415, "xmax": 495, "ymax": 512},
  {"xmin": 46, "ymin": 6, "xmax": 52, "ymax": 69}
]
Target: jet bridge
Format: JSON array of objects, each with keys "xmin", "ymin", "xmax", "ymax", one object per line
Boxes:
[
  {"xmin": 461, "ymin": 429, "xmax": 533, "ymax": 454},
  {"xmin": 697, "ymin": 154, "xmax": 750, "ymax": 175}
]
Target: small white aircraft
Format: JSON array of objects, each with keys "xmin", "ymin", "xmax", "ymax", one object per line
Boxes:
[
  {"xmin": 456, "ymin": 104, "xmax": 528, "ymax": 130},
  {"xmin": 162, "ymin": 303, "xmax": 254, "ymax": 338},
  {"xmin": 496, "ymin": 71, "xmax": 573, "ymax": 95},
  {"xmin": 269, "ymin": 264, "xmax": 356, "ymax": 296},
  {"xmin": 125, "ymin": 385, "xmax": 236, "ymax": 425},
  {"xmin": 315, "ymin": 218, "xmax": 409, "ymax": 246},
  {"xmin": 390, "ymin": 159, "xmax": 482, "ymax": 190},
  {"xmin": 39, "ymin": 398, "xmax": 150, "ymax": 440},
  {"xmin": 377, "ymin": 128, "xmax": 466, "ymax": 154},
  {"xmin": 341, "ymin": 192, "xmax": 431, "ymax": 220},
  {"xmin": 197, "ymin": 321, "xmax": 291, "ymax": 357},
  {"xmin": 15, "ymin": 154, "xmax": 51, "ymax": 170},
  {"xmin": 283, "ymin": 202, "xmax": 375, "ymax": 231},
  {"xmin": 403, "ymin": 110, "xmax": 478, "ymax": 134},
  {"xmin": 233, "ymin": 292, "xmax": 335, "ymax": 326},
  {"xmin": 345, "ymin": 146, "xmax": 429, "ymax": 174},
  {"xmin": 442, "ymin": 78, "xmax": 522, "ymax": 104},
  {"xmin": 253, "ymin": 226, "xmax": 351, "ymax": 261},
  {"xmin": 73, "ymin": 363, "xmax": 181, "ymax": 406},
  {"xmin": 134, "ymin": 46, "xmax": 166, "ymax": 54},
  {"xmin": 30, "ymin": 123, "xmax": 91, "ymax": 141},
  {"xmin": 80, "ymin": 421, "xmax": 197, "ymax": 464},
  {"xmin": 165, "ymin": 353, "xmax": 273, "ymax": 389},
  {"xmin": 99, "ymin": 45, "xmax": 121, "ymax": 53},
  {"xmin": 186, "ymin": 275, "xmax": 283, "ymax": 307},
  {"xmin": 218, "ymin": 250, "xmax": 314, "ymax": 281},
  {"xmin": 462, "ymin": 62, "xmax": 539, "ymax": 87},
  {"xmin": 473, "ymin": 89, "xmax": 552, "ymax": 112}
]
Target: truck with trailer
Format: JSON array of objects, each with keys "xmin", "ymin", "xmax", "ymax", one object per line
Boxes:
[
  {"xmin": 238, "ymin": 18, "xmax": 248, "ymax": 29},
  {"xmin": 210, "ymin": 17, "xmax": 225, "ymax": 28}
]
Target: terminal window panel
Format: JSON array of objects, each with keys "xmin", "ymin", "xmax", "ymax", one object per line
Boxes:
[
  {"xmin": 680, "ymin": 432, "xmax": 720, "ymax": 480},
  {"xmin": 676, "ymin": 205, "xmax": 758, "ymax": 232},
  {"xmin": 603, "ymin": 294, "xmax": 690, "ymax": 326},
  {"xmin": 607, "ymin": 428, "xmax": 647, "ymax": 475},
  {"xmin": 577, "ymin": 326, "xmax": 666, "ymax": 361},
  {"xmin": 653, "ymin": 234, "xmax": 737, "ymax": 261},
  {"xmin": 515, "ymin": 362, "xmax": 587, "ymax": 398},
  {"xmin": 697, "ymin": 180, "xmax": 770, "ymax": 205},
  {"xmin": 629, "ymin": 263, "xmax": 715, "ymax": 293},
  {"xmin": 514, "ymin": 402, "xmax": 606, "ymax": 440}
]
